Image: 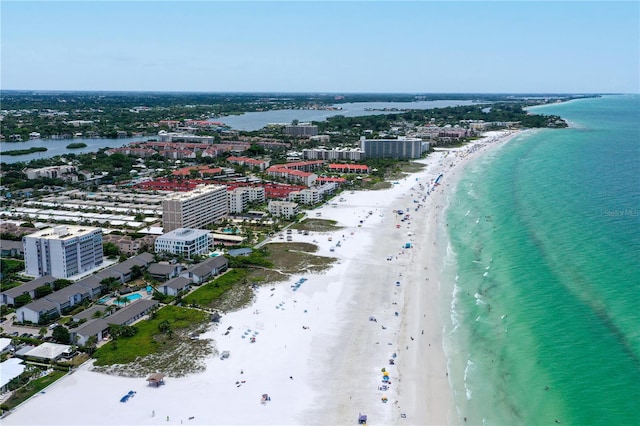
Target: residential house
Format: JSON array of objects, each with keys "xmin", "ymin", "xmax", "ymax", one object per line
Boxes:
[
  {"xmin": 106, "ymin": 299, "xmax": 158, "ymax": 327},
  {"xmin": 1, "ymin": 276, "xmax": 55, "ymax": 306},
  {"xmin": 23, "ymin": 343, "xmax": 73, "ymax": 363},
  {"xmin": 158, "ymin": 276, "xmax": 191, "ymax": 296},
  {"xmin": 147, "ymin": 263, "xmax": 182, "ymax": 282},
  {"xmin": 72, "ymin": 305, "xmax": 107, "ymax": 322},
  {"xmin": 76, "ymin": 275, "xmax": 104, "ymax": 299},
  {"xmin": 181, "ymin": 256, "xmax": 229, "ymax": 284},
  {"xmin": 0, "ymin": 240, "xmax": 24, "ymax": 258},
  {"xmin": 109, "ymin": 254, "xmax": 154, "ymax": 282},
  {"xmin": 72, "ymin": 318, "xmax": 109, "ymax": 346},
  {"xmin": 43, "ymin": 283, "xmax": 91, "ymax": 314},
  {"xmin": 95, "ymin": 269, "xmax": 125, "ymax": 285},
  {"xmin": 16, "ymin": 298, "xmax": 59, "ymax": 324},
  {"xmin": 0, "ymin": 359, "xmax": 25, "ymax": 393}
]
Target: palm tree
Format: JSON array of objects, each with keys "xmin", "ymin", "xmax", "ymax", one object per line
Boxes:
[{"xmin": 85, "ymin": 335, "xmax": 98, "ymax": 354}]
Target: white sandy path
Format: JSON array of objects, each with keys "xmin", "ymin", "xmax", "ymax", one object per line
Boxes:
[{"xmin": 2, "ymin": 131, "xmax": 519, "ymax": 426}]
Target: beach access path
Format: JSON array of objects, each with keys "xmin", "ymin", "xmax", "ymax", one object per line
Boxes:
[{"xmin": 2, "ymin": 130, "xmax": 519, "ymax": 426}]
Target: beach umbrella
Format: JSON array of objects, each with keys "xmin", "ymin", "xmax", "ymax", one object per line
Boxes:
[{"xmin": 383, "ymin": 372, "xmax": 389, "ymax": 377}]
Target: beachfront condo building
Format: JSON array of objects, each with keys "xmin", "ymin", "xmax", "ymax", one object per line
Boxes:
[
  {"xmin": 359, "ymin": 136, "xmax": 429, "ymax": 159},
  {"xmin": 268, "ymin": 200, "xmax": 299, "ymax": 219},
  {"xmin": 23, "ymin": 225, "xmax": 104, "ymax": 279},
  {"xmin": 162, "ymin": 185, "xmax": 228, "ymax": 232},
  {"xmin": 302, "ymin": 147, "xmax": 365, "ymax": 161},
  {"xmin": 228, "ymin": 186, "xmax": 266, "ymax": 214},
  {"xmin": 154, "ymin": 228, "xmax": 213, "ymax": 258}
]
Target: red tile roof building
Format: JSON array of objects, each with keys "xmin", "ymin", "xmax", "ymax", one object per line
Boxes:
[
  {"xmin": 280, "ymin": 160, "xmax": 325, "ymax": 172},
  {"xmin": 227, "ymin": 157, "xmax": 270, "ymax": 171},
  {"xmin": 328, "ymin": 164, "xmax": 370, "ymax": 174},
  {"xmin": 172, "ymin": 165, "xmax": 223, "ymax": 177},
  {"xmin": 266, "ymin": 166, "xmax": 317, "ymax": 186},
  {"xmin": 316, "ymin": 177, "xmax": 347, "ymax": 184}
]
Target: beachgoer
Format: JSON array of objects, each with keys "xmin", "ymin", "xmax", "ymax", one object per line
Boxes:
[
  {"xmin": 167, "ymin": 416, "xmax": 170, "ymax": 421},
  {"xmin": 152, "ymin": 410, "xmax": 155, "ymax": 417}
]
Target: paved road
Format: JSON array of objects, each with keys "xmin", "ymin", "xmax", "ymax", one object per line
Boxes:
[{"xmin": 0, "ymin": 313, "xmax": 52, "ymax": 338}]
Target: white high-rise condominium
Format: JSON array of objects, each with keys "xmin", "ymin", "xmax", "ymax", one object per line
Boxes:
[
  {"xmin": 23, "ymin": 225, "xmax": 104, "ymax": 279},
  {"xmin": 162, "ymin": 185, "xmax": 228, "ymax": 232}
]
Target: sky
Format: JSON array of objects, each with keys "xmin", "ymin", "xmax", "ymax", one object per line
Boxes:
[{"xmin": 1, "ymin": 1, "xmax": 639, "ymax": 93}]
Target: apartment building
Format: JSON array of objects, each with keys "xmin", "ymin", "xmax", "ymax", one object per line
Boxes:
[
  {"xmin": 302, "ymin": 148, "xmax": 365, "ymax": 161},
  {"xmin": 359, "ymin": 136, "xmax": 429, "ymax": 159},
  {"xmin": 228, "ymin": 186, "xmax": 266, "ymax": 214},
  {"xmin": 23, "ymin": 225, "xmax": 103, "ymax": 279},
  {"xmin": 284, "ymin": 123, "xmax": 318, "ymax": 137},
  {"xmin": 226, "ymin": 156, "xmax": 270, "ymax": 171},
  {"xmin": 288, "ymin": 188, "xmax": 321, "ymax": 205},
  {"xmin": 154, "ymin": 228, "xmax": 212, "ymax": 258},
  {"xmin": 328, "ymin": 164, "xmax": 370, "ymax": 174},
  {"xmin": 25, "ymin": 165, "xmax": 78, "ymax": 181},
  {"xmin": 291, "ymin": 182, "xmax": 338, "ymax": 204},
  {"xmin": 268, "ymin": 201, "xmax": 299, "ymax": 219},
  {"xmin": 162, "ymin": 185, "xmax": 228, "ymax": 232},
  {"xmin": 266, "ymin": 166, "xmax": 318, "ymax": 186}
]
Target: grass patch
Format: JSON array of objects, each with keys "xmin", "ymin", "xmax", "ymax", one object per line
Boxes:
[
  {"xmin": 2, "ymin": 370, "xmax": 67, "ymax": 410},
  {"xmin": 93, "ymin": 305, "xmax": 208, "ymax": 367},
  {"xmin": 386, "ymin": 161, "xmax": 426, "ymax": 181},
  {"xmin": 183, "ymin": 269, "xmax": 249, "ymax": 308},
  {"xmin": 246, "ymin": 269, "xmax": 288, "ymax": 284},
  {"xmin": 292, "ymin": 219, "xmax": 342, "ymax": 232},
  {"xmin": 366, "ymin": 181, "xmax": 393, "ymax": 190},
  {"xmin": 262, "ymin": 242, "xmax": 337, "ymax": 275},
  {"xmin": 399, "ymin": 161, "xmax": 427, "ymax": 173}
]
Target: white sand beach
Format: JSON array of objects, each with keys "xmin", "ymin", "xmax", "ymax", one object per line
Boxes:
[{"xmin": 2, "ymin": 131, "xmax": 519, "ymax": 426}]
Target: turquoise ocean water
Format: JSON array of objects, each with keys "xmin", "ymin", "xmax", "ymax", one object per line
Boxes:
[{"xmin": 443, "ymin": 95, "xmax": 640, "ymax": 425}]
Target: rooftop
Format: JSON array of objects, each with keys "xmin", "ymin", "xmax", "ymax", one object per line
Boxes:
[
  {"xmin": 24, "ymin": 342, "xmax": 72, "ymax": 360},
  {"xmin": 158, "ymin": 228, "xmax": 211, "ymax": 241},
  {"xmin": 24, "ymin": 225, "xmax": 101, "ymax": 240},
  {"xmin": 164, "ymin": 185, "xmax": 226, "ymax": 201}
]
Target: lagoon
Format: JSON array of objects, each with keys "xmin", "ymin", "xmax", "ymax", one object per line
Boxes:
[
  {"xmin": 213, "ymin": 100, "xmax": 477, "ymax": 131},
  {"xmin": 0, "ymin": 100, "xmax": 477, "ymax": 163},
  {"xmin": 1, "ymin": 136, "xmax": 147, "ymax": 164}
]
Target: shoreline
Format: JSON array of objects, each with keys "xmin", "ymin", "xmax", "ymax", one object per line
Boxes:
[{"xmin": 1, "ymin": 130, "xmax": 522, "ymax": 426}]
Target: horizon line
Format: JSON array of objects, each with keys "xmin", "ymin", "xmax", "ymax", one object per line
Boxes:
[{"xmin": 1, "ymin": 90, "xmax": 629, "ymax": 96}]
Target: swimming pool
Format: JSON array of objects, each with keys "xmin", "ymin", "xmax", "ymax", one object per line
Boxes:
[
  {"xmin": 98, "ymin": 296, "xmax": 111, "ymax": 304},
  {"xmin": 114, "ymin": 293, "xmax": 142, "ymax": 305}
]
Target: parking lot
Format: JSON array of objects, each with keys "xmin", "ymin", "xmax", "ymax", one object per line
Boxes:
[{"xmin": 0, "ymin": 314, "xmax": 53, "ymax": 338}]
